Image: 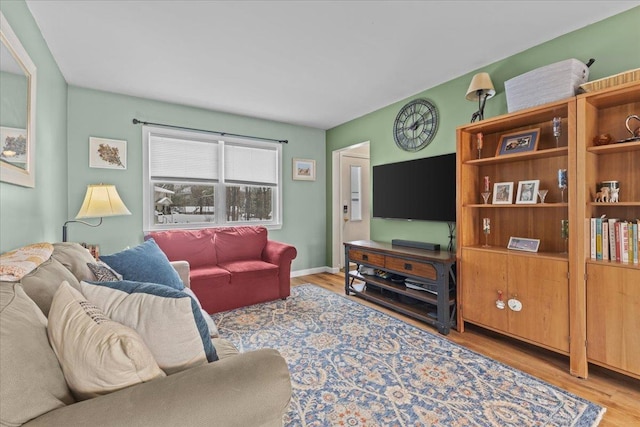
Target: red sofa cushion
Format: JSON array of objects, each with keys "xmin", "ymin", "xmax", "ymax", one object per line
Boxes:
[
  {"xmin": 215, "ymin": 226, "xmax": 267, "ymax": 263},
  {"xmin": 218, "ymin": 260, "xmax": 279, "ymax": 284},
  {"xmin": 147, "ymin": 229, "xmax": 216, "ymax": 268}
]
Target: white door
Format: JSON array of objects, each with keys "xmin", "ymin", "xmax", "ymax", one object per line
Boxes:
[{"xmin": 339, "ymin": 150, "xmax": 370, "ymax": 268}]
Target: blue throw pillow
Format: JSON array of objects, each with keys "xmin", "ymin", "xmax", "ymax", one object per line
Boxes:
[
  {"xmin": 100, "ymin": 239, "xmax": 184, "ymax": 291},
  {"xmin": 80, "ymin": 279, "xmax": 218, "ymax": 370}
]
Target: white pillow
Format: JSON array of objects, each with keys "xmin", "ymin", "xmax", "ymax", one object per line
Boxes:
[
  {"xmin": 80, "ymin": 280, "xmax": 218, "ymax": 375},
  {"xmin": 47, "ymin": 281, "xmax": 165, "ymax": 401},
  {"xmin": 183, "ymin": 287, "xmax": 219, "ymax": 338}
]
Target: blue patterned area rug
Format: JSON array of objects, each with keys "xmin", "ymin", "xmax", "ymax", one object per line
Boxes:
[{"xmin": 214, "ymin": 284, "xmax": 605, "ymax": 426}]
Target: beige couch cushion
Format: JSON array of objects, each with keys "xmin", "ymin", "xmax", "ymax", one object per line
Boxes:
[
  {"xmin": 20, "ymin": 257, "xmax": 82, "ymax": 316},
  {"xmin": 0, "ymin": 282, "xmax": 74, "ymax": 426},
  {"xmin": 51, "ymin": 242, "xmax": 99, "ymax": 282},
  {"xmin": 48, "ymin": 281, "xmax": 165, "ymax": 401}
]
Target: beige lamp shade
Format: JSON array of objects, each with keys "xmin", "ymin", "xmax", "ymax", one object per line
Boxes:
[
  {"xmin": 75, "ymin": 184, "xmax": 131, "ymax": 219},
  {"xmin": 466, "ymin": 72, "xmax": 496, "ymax": 101}
]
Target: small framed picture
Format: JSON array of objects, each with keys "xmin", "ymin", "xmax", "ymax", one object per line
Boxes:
[
  {"xmin": 507, "ymin": 236, "xmax": 540, "ymax": 253},
  {"xmin": 492, "ymin": 182, "xmax": 514, "ymax": 204},
  {"xmin": 293, "ymin": 158, "xmax": 316, "ymax": 181},
  {"xmin": 89, "ymin": 137, "xmax": 127, "ymax": 169},
  {"xmin": 496, "ymin": 128, "xmax": 540, "ymax": 156},
  {"xmin": 515, "ymin": 179, "xmax": 540, "ymax": 204}
]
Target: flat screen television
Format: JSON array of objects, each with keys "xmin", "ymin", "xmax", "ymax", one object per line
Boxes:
[{"xmin": 372, "ymin": 153, "xmax": 456, "ymax": 222}]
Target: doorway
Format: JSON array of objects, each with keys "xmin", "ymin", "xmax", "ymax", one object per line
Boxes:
[{"xmin": 332, "ymin": 142, "xmax": 370, "ymax": 270}]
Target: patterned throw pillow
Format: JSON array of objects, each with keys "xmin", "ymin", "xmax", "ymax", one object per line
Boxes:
[
  {"xmin": 99, "ymin": 239, "xmax": 184, "ymax": 290},
  {"xmin": 80, "ymin": 279, "xmax": 218, "ymax": 374},
  {"xmin": 47, "ymin": 281, "xmax": 165, "ymax": 401},
  {"xmin": 87, "ymin": 261, "xmax": 122, "ymax": 282}
]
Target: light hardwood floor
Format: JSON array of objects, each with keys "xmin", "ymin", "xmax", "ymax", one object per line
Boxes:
[{"xmin": 291, "ymin": 272, "xmax": 640, "ymax": 427}]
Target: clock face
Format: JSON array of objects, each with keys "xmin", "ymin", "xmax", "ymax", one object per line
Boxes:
[{"xmin": 393, "ymin": 99, "xmax": 439, "ymax": 151}]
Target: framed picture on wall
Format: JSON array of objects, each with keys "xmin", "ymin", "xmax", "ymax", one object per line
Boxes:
[
  {"xmin": 89, "ymin": 137, "xmax": 127, "ymax": 169},
  {"xmin": 293, "ymin": 158, "xmax": 316, "ymax": 181}
]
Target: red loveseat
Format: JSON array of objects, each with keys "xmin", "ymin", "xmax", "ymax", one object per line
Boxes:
[{"xmin": 146, "ymin": 226, "xmax": 297, "ymax": 313}]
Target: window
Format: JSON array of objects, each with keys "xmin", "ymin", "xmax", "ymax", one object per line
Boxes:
[{"xmin": 143, "ymin": 126, "xmax": 281, "ymax": 231}]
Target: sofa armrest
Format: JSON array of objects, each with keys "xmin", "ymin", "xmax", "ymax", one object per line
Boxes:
[
  {"xmin": 263, "ymin": 240, "xmax": 297, "ymax": 299},
  {"xmin": 25, "ymin": 349, "xmax": 291, "ymax": 427},
  {"xmin": 170, "ymin": 260, "xmax": 191, "ymax": 288}
]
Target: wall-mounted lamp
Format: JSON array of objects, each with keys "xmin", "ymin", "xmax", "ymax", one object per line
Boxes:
[
  {"xmin": 466, "ymin": 72, "xmax": 496, "ymax": 122},
  {"xmin": 62, "ymin": 184, "xmax": 131, "ymax": 242}
]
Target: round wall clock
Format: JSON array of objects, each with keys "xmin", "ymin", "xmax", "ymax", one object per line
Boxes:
[{"xmin": 393, "ymin": 98, "xmax": 439, "ymax": 151}]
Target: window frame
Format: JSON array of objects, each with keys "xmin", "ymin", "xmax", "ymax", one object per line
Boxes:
[{"xmin": 142, "ymin": 125, "xmax": 282, "ymax": 232}]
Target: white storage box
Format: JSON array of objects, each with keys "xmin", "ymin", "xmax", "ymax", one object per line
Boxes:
[{"xmin": 505, "ymin": 58, "xmax": 589, "ymax": 112}]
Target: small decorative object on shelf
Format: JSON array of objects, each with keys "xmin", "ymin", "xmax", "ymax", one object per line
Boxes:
[
  {"xmin": 595, "ymin": 180, "xmax": 620, "ymax": 203},
  {"xmin": 476, "ymin": 132, "xmax": 484, "ymax": 159},
  {"xmin": 561, "ymin": 219, "xmax": 569, "ymax": 253},
  {"xmin": 620, "ymin": 114, "xmax": 640, "ymax": 142},
  {"xmin": 481, "ymin": 176, "xmax": 491, "ymax": 204},
  {"xmin": 495, "ymin": 290, "xmax": 505, "ymax": 310},
  {"xmin": 558, "ymin": 169, "xmax": 568, "ymax": 203},
  {"xmin": 482, "ymin": 218, "xmax": 491, "ymax": 247},
  {"xmin": 553, "ymin": 117, "xmax": 562, "ymax": 147},
  {"xmin": 538, "ymin": 189, "xmax": 548, "ymax": 203},
  {"xmin": 593, "ymin": 133, "xmax": 613, "ymax": 146}
]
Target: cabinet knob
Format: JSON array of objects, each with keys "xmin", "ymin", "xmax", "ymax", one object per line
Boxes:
[
  {"xmin": 404, "ymin": 263, "xmax": 413, "ymax": 271},
  {"xmin": 362, "ymin": 254, "xmax": 368, "ymax": 261}
]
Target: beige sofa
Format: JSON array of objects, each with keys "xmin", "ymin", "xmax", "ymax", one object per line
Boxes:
[{"xmin": 0, "ymin": 243, "xmax": 291, "ymax": 427}]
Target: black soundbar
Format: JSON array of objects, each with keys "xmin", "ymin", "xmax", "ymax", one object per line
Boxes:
[{"xmin": 392, "ymin": 239, "xmax": 440, "ymax": 251}]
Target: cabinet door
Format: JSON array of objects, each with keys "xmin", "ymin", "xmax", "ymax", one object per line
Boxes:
[
  {"xmin": 508, "ymin": 255, "xmax": 569, "ymax": 352},
  {"xmin": 460, "ymin": 248, "xmax": 508, "ymax": 331},
  {"xmin": 587, "ymin": 264, "xmax": 640, "ymax": 377}
]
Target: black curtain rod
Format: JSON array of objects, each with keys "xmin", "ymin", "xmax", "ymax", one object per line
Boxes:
[{"xmin": 132, "ymin": 118, "xmax": 288, "ymax": 144}]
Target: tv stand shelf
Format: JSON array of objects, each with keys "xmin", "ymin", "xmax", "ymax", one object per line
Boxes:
[{"xmin": 344, "ymin": 240, "xmax": 456, "ymax": 334}]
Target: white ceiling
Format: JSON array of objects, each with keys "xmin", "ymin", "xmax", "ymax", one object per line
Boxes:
[{"xmin": 25, "ymin": 1, "xmax": 638, "ymax": 130}]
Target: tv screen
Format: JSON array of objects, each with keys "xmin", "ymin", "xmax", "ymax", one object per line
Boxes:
[{"xmin": 373, "ymin": 153, "xmax": 456, "ymax": 222}]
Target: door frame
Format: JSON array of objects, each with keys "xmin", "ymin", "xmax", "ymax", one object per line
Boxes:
[{"xmin": 331, "ymin": 141, "xmax": 370, "ymax": 271}]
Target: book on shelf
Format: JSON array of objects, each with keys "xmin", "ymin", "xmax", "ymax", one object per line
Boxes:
[
  {"xmin": 602, "ymin": 221, "xmax": 609, "ymax": 261},
  {"xmin": 608, "ymin": 218, "xmax": 618, "ymax": 262}
]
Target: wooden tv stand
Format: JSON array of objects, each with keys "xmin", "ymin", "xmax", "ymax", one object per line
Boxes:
[{"xmin": 344, "ymin": 240, "xmax": 456, "ymax": 334}]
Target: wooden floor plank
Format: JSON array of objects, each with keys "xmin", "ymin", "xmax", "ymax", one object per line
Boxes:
[{"xmin": 291, "ymin": 272, "xmax": 640, "ymax": 427}]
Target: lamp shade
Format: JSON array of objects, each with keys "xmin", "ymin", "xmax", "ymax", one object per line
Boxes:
[
  {"xmin": 466, "ymin": 72, "xmax": 496, "ymax": 101},
  {"xmin": 75, "ymin": 184, "xmax": 131, "ymax": 219}
]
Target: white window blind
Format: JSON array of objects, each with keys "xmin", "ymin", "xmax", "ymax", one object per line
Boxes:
[
  {"xmin": 150, "ymin": 136, "xmax": 219, "ymax": 180},
  {"xmin": 224, "ymin": 144, "xmax": 278, "ymax": 185}
]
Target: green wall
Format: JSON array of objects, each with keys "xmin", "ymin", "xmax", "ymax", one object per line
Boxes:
[
  {"xmin": 66, "ymin": 87, "xmax": 326, "ymax": 271},
  {"xmin": 0, "ymin": 0, "xmax": 68, "ymax": 253},
  {"xmin": 326, "ymin": 6, "xmax": 640, "ymax": 264}
]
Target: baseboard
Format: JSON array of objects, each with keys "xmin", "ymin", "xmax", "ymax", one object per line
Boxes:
[{"xmin": 291, "ymin": 266, "xmax": 336, "ymax": 277}]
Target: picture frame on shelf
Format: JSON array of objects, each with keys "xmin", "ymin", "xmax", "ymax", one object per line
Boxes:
[
  {"xmin": 292, "ymin": 158, "xmax": 316, "ymax": 181},
  {"xmin": 492, "ymin": 182, "xmax": 514, "ymax": 204},
  {"xmin": 89, "ymin": 137, "xmax": 127, "ymax": 169},
  {"xmin": 496, "ymin": 128, "xmax": 540, "ymax": 156},
  {"xmin": 515, "ymin": 179, "xmax": 540, "ymax": 204},
  {"xmin": 507, "ymin": 236, "xmax": 540, "ymax": 253}
]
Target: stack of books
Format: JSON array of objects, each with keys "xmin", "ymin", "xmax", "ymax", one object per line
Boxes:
[{"xmin": 589, "ymin": 217, "xmax": 639, "ymax": 263}]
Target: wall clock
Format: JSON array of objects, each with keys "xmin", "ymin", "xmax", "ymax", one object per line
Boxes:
[{"xmin": 393, "ymin": 98, "xmax": 439, "ymax": 152}]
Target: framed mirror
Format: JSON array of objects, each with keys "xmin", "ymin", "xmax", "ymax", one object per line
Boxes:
[{"xmin": 1, "ymin": 11, "xmax": 37, "ymax": 187}]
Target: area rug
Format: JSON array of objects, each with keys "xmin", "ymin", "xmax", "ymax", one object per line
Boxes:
[{"xmin": 213, "ymin": 284, "xmax": 605, "ymax": 426}]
